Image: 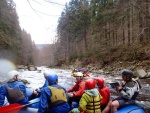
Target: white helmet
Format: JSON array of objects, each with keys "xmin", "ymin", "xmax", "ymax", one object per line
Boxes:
[
  {"xmin": 7, "ymin": 70, "xmax": 19, "ymax": 81},
  {"xmin": 76, "ymin": 72, "xmax": 83, "ymax": 77},
  {"xmin": 43, "ymin": 71, "xmax": 49, "ymax": 76},
  {"xmin": 43, "ymin": 71, "xmax": 49, "ymax": 79}
]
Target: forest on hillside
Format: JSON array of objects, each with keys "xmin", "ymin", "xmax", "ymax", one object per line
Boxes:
[
  {"xmin": 0, "ymin": 0, "xmax": 150, "ymax": 69},
  {"xmin": 54, "ymin": 0, "xmax": 150, "ymax": 68},
  {"xmin": 0, "ymin": 0, "xmax": 34, "ymax": 64}
]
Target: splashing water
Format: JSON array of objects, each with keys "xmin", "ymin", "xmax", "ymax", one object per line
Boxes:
[{"xmin": 0, "ymin": 59, "xmax": 16, "ymax": 82}]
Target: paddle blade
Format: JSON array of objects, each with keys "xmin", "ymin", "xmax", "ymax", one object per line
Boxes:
[
  {"xmin": 0, "ymin": 103, "xmax": 23, "ymax": 113},
  {"xmin": 0, "ymin": 98, "xmax": 40, "ymax": 113}
]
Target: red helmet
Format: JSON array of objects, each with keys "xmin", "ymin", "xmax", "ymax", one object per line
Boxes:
[
  {"xmin": 96, "ymin": 78, "xmax": 104, "ymax": 86},
  {"xmin": 86, "ymin": 79, "xmax": 96, "ymax": 90}
]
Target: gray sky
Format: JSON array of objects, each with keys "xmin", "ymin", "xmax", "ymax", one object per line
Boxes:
[{"xmin": 13, "ymin": 0, "xmax": 70, "ymax": 44}]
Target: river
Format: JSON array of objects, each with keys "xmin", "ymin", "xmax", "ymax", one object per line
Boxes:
[{"xmin": 1, "ymin": 67, "xmax": 150, "ymax": 112}]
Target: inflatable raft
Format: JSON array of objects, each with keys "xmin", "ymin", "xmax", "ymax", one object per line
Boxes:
[
  {"xmin": 0, "ymin": 98, "xmax": 145, "ymax": 113},
  {"xmin": 20, "ymin": 102, "xmax": 146, "ymax": 113},
  {"xmin": 71, "ymin": 101, "xmax": 146, "ymax": 113},
  {"xmin": 115, "ymin": 105, "xmax": 145, "ymax": 113}
]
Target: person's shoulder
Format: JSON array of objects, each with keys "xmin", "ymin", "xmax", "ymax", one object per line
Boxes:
[
  {"xmin": 102, "ymin": 86, "xmax": 110, "ymax": 93},
  {"xmin": 79, "ymin": 81, "xmax": 86, "ymax": 85},
  {"xmin": 104, "ymin": 86, "xmax": 109, "ymax": 90},
  {"xmin": 82, "ymin": 92, "xmax": 88, "ymax": 97},
  {"xmin": 17, "ymin": 81, "xmax": 25, "ymax": 85},
  {"xmin": 0, "ymin": 84, "xmax": 6, "ymax": 88},
  {"xmin": 42, "ymin": 86, "xmax": 50, "ymax": 92},
  {"xmin": 48, "ymin": 84, "xmax": 63, "ymax": 89},
  {"xmin": 56, "ymin": 85, "xmax": 66, "ymax": 90}
]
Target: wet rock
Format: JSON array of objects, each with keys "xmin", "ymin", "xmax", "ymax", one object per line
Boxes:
[
  {"xmin": 147, "ymin": 72, "xmax": 150, "ymax": 78},
  {"xmin": 97, "ymin": 69, "xmax": 104, "ymax": 74},
  {"xmin": 105, "ymin": 71, "xmax": 111, "ymax": 74},
  {"xmin": 17, "ymin": 65, "xmax": 25, "ymax": 69},
  {"xmin": 37, "ymin": 70, "xmax": 42, "ymax": 73},
  {"xmin": 28, "ymin": 65, "xmax": 37, "ymax": 71},
  {"xmin": 137, "ymin": 69, "xmax": 147, "ymax": 78},
  {"xmin": 24, "ymin": 66, "xmax": 28, "ymax": 70},
  {"xmin": 20, "ymin": 79, "xmax": 30, "ymax": 84}
]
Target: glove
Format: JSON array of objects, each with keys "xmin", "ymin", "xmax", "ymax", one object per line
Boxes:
[{"xmin": 69, "ymin": 108, "xmax": 80, "ymax": 113}]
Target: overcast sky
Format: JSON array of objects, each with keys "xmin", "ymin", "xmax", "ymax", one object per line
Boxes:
[{"xmin": 13, "ymin": 0, "xmax": 70, "ymax": 44}]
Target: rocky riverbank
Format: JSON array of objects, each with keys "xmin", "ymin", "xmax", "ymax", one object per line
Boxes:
[{"xmin": 61, "ymin": 60, "xmax": 150, "ymax": 79}]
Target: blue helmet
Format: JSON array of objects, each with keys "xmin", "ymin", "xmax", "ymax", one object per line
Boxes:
[{"xmin": 47, "ymin": 74, "xmax": 58, "ymax": 85}]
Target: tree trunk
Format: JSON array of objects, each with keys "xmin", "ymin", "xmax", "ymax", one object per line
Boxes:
[
  {"xmin": 112, "ymin": 19, "xmax": 115, "ymax": 45},
  {"xmin": 66, "ymin": 33, "xmax": 69, "ymax": 64},
  {"xmin": 127, "ymin": 6, "xmax": 131, "ymax": 45},
  {"xmin": 131, "ymin": 1, "xmax": 134, "ymax": 43},
  {"xmin": 145, "ymin": 0, "xmax": 150, "ymax": 43},
  {"xmin": 83, "ymin": 22, "xmax": 87, "ymax": 52},
  {"xmin": 122, "ymin": 16, "xmax": 125, "ymax": 44},
  {"xmin": 138, "ymin": 4, "xmax": 144, "ymax": 43}
]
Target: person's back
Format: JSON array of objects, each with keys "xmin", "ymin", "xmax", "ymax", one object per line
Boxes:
[
  {"xmin": 96, "ymin": 78, "xmax": 110, "ymax": 110},
  {"xmin": 37, "ymin": 74, "xmax": 70, "ymax": 113},
  {"xmin": 0, "ymin": 70, "xmax": 28, "ymax": 106}
]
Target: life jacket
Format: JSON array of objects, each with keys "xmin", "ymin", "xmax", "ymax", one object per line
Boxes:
[
  {"xmin": 123, "ymin": 79, "xmax": 141, "ymax": 100},
  {"xmin": 85, "ymin": 94, "xmax": 102, "ymax": 113},
  {"xmin": 48, "ymin": 86, "xmax": 67, "ymax": 108},
  {"xmin": 131, "ymin": 78, "xmax": 141, "ymax": 99},
  {"xmin": 132, "ymin": 78, "xmax": 142, "ymax": 90},
  {"xmin": 6, "ymin": 83, "xmax": 25, "ymax": 104}
]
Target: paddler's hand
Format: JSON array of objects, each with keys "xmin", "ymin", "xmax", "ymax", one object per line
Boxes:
[
  {"xmin": 33, "ymin": 90, "xmax": 38, "ymax": 95},
  {"xmin": 35, "ymin": 88, "xmax": 39, "ymax": 92},
  {"xmin": 68, "ymin": 93, "xmax": 74, "ymax": 97},
  {"xmin": 121, "ymin": 81, "xmax": 126, "ymax": 87},
  {"xmin": 115, "ymin": 85, "xmax": 122, "ymax": 91},
  {"xmin": 69, "ymin": 108, "xmax": 80, "ymax": 113}
]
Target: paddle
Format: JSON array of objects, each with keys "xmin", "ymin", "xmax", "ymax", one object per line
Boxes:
[{"xmin": 0, "ymin": 98, "xmax": 40, "ymax": 113}]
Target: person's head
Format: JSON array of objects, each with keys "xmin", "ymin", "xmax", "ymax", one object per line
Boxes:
[
  {"xmin": 85, "ymin": 79, "xmax": 96, "ymax": 90},
  {"xmin": 43, "ymin": 71, "xmax": 49, "ymax": 79},
  {"xmin": 121, "ymin": 69, "xmax": 133, "ymax": 81},
  {"xmin": 77, "ymin": 69, "xmax": 82, "ymax": 72},
  {"xmin": 75, "ymin": 72, "xmax": 83, "ymax": 81},
  {"xmin": 83, "ymin": 69, "xmax": 88, "ymax": 74},
  {"xmin": 96, "ymin": 78, "xmax": 104, "ymax": 88},
  {"xmin": 7, "ymin": 70, "xmax": 19, "ymax": 82},
  {"xmin": 72, "ymin": 69, "xmax": 78, "ymax": 73},
  {"xmin": 47, "ymin": 74, "xmax": 58, "ymax": 85}
]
